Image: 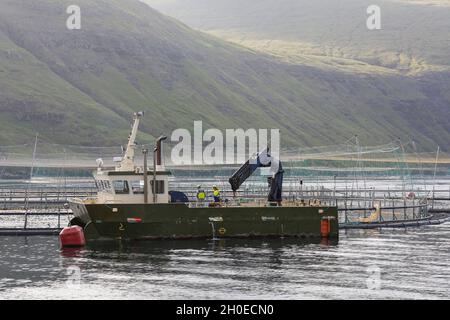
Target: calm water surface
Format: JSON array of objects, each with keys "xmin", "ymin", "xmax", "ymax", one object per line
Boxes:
[{"xmin": 0, "ymin": 223, "xmax": 449, "ymax": 300}]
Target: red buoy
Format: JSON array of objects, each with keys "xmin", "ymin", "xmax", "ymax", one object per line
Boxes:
[
  {"xmin": 59, "ymin": 226, "xmax": 86, "ymax": 247},
  {"xmin": 320, "ymin": 218, "xmax": 331, "ymax": 238}
]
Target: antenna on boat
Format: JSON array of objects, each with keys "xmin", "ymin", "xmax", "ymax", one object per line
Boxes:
[
  {"xmin": 117, "ymin": 111, "xmax": 144, "ymax": 171},
  {"xmin": 96, "ymin": 158, "xmax": 104, "ymax": 172}
]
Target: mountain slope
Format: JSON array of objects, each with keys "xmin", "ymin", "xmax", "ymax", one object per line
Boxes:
[
  {"xmin": 0, "ymin": 0, "xmax": 449, "ymax": 151},
  {"xmin": 143, "ymin": 0, "xmax": 450, "ymax": 75}
]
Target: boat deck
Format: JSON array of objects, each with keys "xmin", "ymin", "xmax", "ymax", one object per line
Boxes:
[{"xmin": 190, "ymin": 200, "xmax": 329, "ymax": 208}]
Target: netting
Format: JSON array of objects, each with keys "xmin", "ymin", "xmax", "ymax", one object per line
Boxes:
[
  {"xmin": 0, "ymin": 136, "xmax": 447, "ymax": 179},
  {"xmin": 0, "ymin": 137, "xmax": 448, "ymax": 229}
]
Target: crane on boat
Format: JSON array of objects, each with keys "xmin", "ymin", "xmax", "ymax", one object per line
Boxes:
[
  {"xmin": 117, "ymin": 111, "xmax": 144, "ymax": 172},
  {"xmin": 229, "ymin": 148, "xmax": 284, "ymax": 205}
]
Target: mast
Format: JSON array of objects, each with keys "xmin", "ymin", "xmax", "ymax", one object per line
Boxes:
[
  {"xmin": 153, "ymin": 136, "xmax": 167, "ymax": 203},
  {"xmin": 117, "ymin": 111, "xmax": 144, "ymax": 171},
  {"xmin": 24, "ymin": 134, "xmax": 38, "ymax": 229},
  {"xmin": 142, "ymin": 147, "xmax": 149, "ymax": 204},
  {"xmin": 432, "ymin": 146, "xmax": 440, "ymax": 208}
]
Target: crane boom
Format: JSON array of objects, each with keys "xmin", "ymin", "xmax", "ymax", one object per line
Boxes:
[
  {"xmin": 229, "ymin": 148, "xmax": 284, "ymax": 203},
  {"xmin": 117, "ymin": 111, "xmax": 144, "ymax": 171}
]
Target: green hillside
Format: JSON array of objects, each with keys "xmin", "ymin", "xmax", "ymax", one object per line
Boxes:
[
  {"xmin": 0, "ymin": 0, "xmax": 449, "ymax": 151},
  {"xmin": 143, "ymin": 0, "xmax": 450, "ymax": 75}
]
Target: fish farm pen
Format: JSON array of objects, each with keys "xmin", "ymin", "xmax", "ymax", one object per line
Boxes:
[
  {"xmin": 0, "ymin": 176, "xmax": 449, "ymax": 235},
  {"xmin": 0, "ymin": 139, "xmax": 449, "ymax": 235}
]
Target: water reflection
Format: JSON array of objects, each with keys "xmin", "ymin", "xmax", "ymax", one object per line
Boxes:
[
  {"xmin": 0, "ymin": 224, "xmax": 449, "ymax": 299},
  {"xmin": 60, "ymin": 247, "xmax": 85, "ymax": 259},
  {"xmin": 81, "ymin": 237, "xmax": 338, "ymax": 255}
]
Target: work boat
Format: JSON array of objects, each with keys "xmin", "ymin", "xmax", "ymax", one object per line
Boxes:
[{"xmin": 68, "ymin": 112, "xmax": 338, "ymax": 242}]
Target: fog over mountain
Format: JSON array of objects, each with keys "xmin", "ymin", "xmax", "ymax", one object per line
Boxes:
[{"xmin": 143, "ymin": 0, "xmax": 450, "ymax": 74}]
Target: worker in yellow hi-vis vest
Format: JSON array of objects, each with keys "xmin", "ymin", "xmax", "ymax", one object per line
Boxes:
[
  {"xmin": 196, "ymin": 185, "xmax": 206, "ymax": 204},
  {"xmin": 212, "ymin": 185, "xmax": 221, "ymax": 203}
]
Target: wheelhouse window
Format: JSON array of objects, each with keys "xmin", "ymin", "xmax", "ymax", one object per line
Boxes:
[
  {"xmin": 150, "ymin": 180, "xmax": 165, "ymax": 194},
  {"xmin": 95, "ymin": 180, "xmax": 111, "ymax": 193},
  {"xmin": 103, "ymin": 180, "xmax": 111, "ymax": 190},
  {"xmin": 113, "ymin": 180, "xmax": 130, "ymax": 194},
  {"xmin": 131, "ymin": 180, "xmax": 144, "ymax": 194}
]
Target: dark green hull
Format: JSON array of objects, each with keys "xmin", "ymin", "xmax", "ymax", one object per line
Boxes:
[{"xmin": 70, "ymin": 203, "xmax": 339, "ymax": 241}]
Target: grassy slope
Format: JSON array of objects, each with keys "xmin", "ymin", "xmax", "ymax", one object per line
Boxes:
[
  {"xmin": 143, "ymin": 0, "xmax": 450, "ymax": 75},
  {"xmin": 0, "ymin": 0, "xmax": 448, "ymax": 151}
]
